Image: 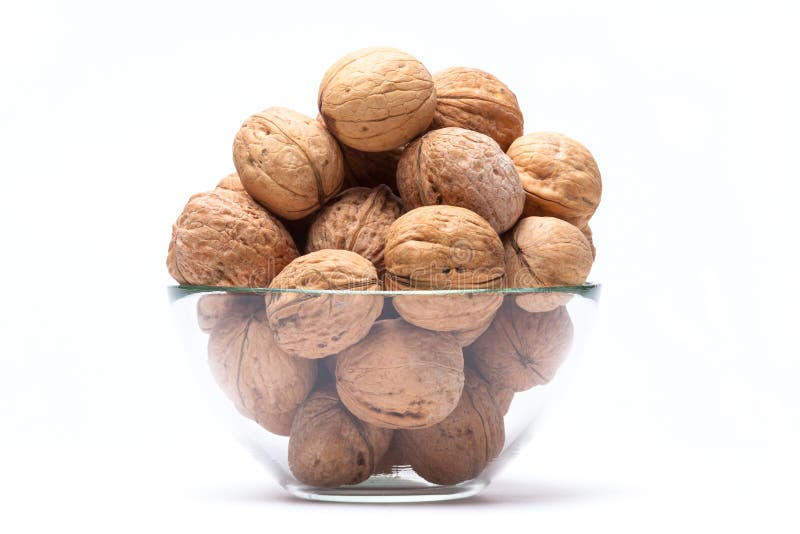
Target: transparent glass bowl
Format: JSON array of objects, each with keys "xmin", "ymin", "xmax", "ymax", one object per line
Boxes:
[{"xmin": 169, "ymin": 284, "xmax": 600, "ymax": 502}]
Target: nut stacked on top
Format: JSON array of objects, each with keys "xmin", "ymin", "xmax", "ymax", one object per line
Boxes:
[{"xmin": 167, "ymin": 46, "xmax": 602, "ymax": 488}]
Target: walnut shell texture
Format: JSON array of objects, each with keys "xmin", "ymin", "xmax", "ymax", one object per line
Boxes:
[
  {"xmin": 336, "ymin": 319, "xmax": 465, "ymax": 429},
  {"xmin": 507, "ymin": 132, "xmax": 602, "ymax": 228},
  {"xmin": 207, "ymin": 313, "xmax": 317, "ymax": 435},
  {"xmin": 306, "ymin": 185, "xmax": 402, "ymax": 276},
  {"xmin": 196, "ymin": 293, "xmax": 265, "ymax": 333},
  {"xmin": 384, "ymin": 205, "xmax": 505, "ymax": 291},
  {"xmin": 468, "ymin": 300, "xmax": 573, "ymax": 392},
  {"xmin": 580, "ymin": 223, "xmax": 596, "ymax": 260},
  {"xmin": 167, "ymin": 187, "xmax": 299, "ymax": 287},
  {"xmin": 341, "ymin": 144, "xmax": 403, "ymax": 193},
  {"xmin": 504, "ymin": 216, "xmax": 593, "ymax": 312},
  {"xmin": 266, "ymin": 250, "xmax": 382, "ymax": 358},
  {"xmin": 216, "ymin": 172, "xmax": 246, "ymax": 192},
  {"xmin": 392, "ymin": 293, "xmax": 503, "ymax": 334},
  {"xmin": 396, "ymin": 127, "xmax": 524, "ymax": 233},
  {"xmin": 318, "ymin": 47, "xmax": 436, "ymax": 152},
  {"xmin": 397, "ymin": 367, "xmax": 504, "ymax": 485},
  {"xmin": 233, "ymin": 107, "xmax": 345, "ymax": 220},
  {"xmin": 289, "ymin": 384, "xmax": 392, "ymax": 487},
  {"xmin": 431, "ymin": 67, "xmax": 523, "ymax": 151}
]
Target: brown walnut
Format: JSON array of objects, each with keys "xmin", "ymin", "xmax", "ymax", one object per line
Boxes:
[
  {"xmin": 207, "ymin": 312, "xmax": 317, "ymax": 435},
  {"xmin": 306, "ymin": 185, "xmax": 402, "ymax": 276},
  {"xmin": 336, "ymin": 319, "xmax": 465, "ymax": 430},
  {"xmin": 505, "ymin": 216, "xmax": 593, "ymax": 312},
  {"xmin": 431, "ymin": 67, "xmax": 523, "ymax": 151},
  {"xmin": 216, "ymin": 172, "xmax": 246, "ymax": 192},
  {"xmin": 167, "ymin": 186, "xmax": 298, "ymax": 287},
  {"xmin": 467, "ymin": 300, "xmax": 573, "ymax": 392},
  {"xmin": 580, "ymin": 223, "xmax": 596, "ymax": 259},
  {"xmin": 196, "ymin": 293, "xmax": 265, "ymax": 333},
  {"xmin": 233, "ymin": 107, "xmax": 345, "ymax": 220},
  {"xmin": 396, "ymin": 368, "xmax": 504, "ymax": 485},
  {"xmin": 288, "ymin": 384, "xmax": 392, "ymax": 487},
  {"xmin": 396, "ymin": 127, "xmax": 524, "ymax": 233},
  {"xmin": 341, "ymin": 144, "xmax": 403, "ymax": 193},
  {"xmin": 507, "ymin": 132, "xmax": 602, "ymax": 228},
  {"xmin": 266, "ymin": 250, "xmax": 382, "ymax": 358},
  {"xmin": 318, "ymin": 47, "xmax": 436, "ymax": 152}
]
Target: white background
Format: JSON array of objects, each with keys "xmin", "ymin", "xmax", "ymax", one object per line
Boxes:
[{"xmin": 1, "ymin": 0, "xmax": 799, "ymax": 532}]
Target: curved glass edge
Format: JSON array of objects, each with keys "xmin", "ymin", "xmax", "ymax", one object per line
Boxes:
[{"xmin": 167, "ymin": 282, "xmax": 602, "ymax": 304}]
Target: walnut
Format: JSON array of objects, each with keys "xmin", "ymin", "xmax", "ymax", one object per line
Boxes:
[
  {"xmin": 341, "ymin": 144, "xmax": 403, "ymax": 193},
  {"xmin": 396, "ymin": 127, "xmax": 524, "ymax": 233},
  {"xmin": 396, "ymin": 368, "xmax": 504, "ymax": 485},
  {"xmin": 580, "ymin": 223, "xmax": 596, "ymax": 259},
  {"xmin": 215, "ymin": 172, "xmax": 246, "ymax": 192},
  {"xmin": 233, "ymin": 107, "xmax": 345, "ymax": 220},
  {"xmin": 266, "ymin": 250, "xmax": 382, "ymax": 358},
  {"xmin": 335, "ymin": 319, "xmax": 465, "ymax": 429},
  {"xmin": 196, "ymin": 293, "xmax": 264, "ymax": 333},
  {"xmin": 505, "ymin": 216, "xmax": 593, "ymax": 312},
  {"xmin": 207, "ymin": 313, "xmax": 317, "ymax": 436},
  {"xmin": 467, "ymin": 300, "xmax": 573, "ymax": 392},
  {"xmin": 318, "ymin": 47, "xmax": 436, "ymax": 152},
  {"xmin": 490, "ymin": 385, "xmax": 514, "ymax": 415},
  {"xmin": 306, "ymin": 185, "xmax": 402, "ymax": 276},
  {"xmin": 507, "ymin": 132, "xmax": 602, "ymax": 228},
  {"xmin": 430, "ymin": 67, "xmax": 523, "ymax": 151},
  {"xmin": 167, "ymin": 186, "xmax": 299, "ymax": 287},
  {"xmin": 450, "ymin": 312, "xmax": 495, "ymax": 347},
  {"xmin": 288, "ymin": 384, "xmax": 392, "ymax": 487}
]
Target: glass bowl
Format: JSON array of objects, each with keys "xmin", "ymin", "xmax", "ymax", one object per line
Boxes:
[{"xmin": 169, "ymin": 284, "xmax": 600, "ymax": 502}]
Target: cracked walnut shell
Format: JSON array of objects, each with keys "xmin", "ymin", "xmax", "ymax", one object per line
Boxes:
[
  {"xmin": 336, "ymin": 319, "xmax": 465, "ymax": 430},
  {"xmin": 233, "ymin": 107, "xmax": 345, "ymax": 220},
  {"xmin": 396, "ymin": 127, "xmax": 524, "ymax": 233},
  {"xmin": 167, "ymin": 186, "xmax": 299, "ymax": 287},
  {"xmin": 266, "ymin": 250, "xmax": 382, "ymax": 358},
  {"xmin": 318, "ymin": 47, "xmax": 436, "ymax": 152},
  {"xmin": 306, "ymin": 185, "xmax": 402, "ymax": 276},
  {"xmin": 507, "ymin": 132, "xmax": 602, "ymax": 228},
  {"xmin": 289, "ymin": 384, "xmax": 392, "ymax": 487},
  {"xmin": 431, "ymin": 67, "xmax": 523, "ymax": 151}
]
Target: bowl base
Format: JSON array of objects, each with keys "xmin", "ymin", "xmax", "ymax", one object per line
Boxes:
[{"xmin": 283, "ymin": 476, "xmax": 488, "ymax": 503}]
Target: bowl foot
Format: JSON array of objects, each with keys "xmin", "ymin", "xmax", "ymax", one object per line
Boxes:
[{"xmin": 283, "ymin": 476, "xmax": 488, "ymax": 503}]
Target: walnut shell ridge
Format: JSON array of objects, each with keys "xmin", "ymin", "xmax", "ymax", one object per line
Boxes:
[
  {"xmin": 397, "ymin": 367, "xmax": 504, "ymax": 485},
  {"xmin": 318, "ymin": 47, "xmax": 436, "ymax": 152},
  {"xmin": 306, "ymin": 185, "xmax": 402, "ymax": 276},
  {"xmin": 507, "ymin": 132, "xmax": 602, "ymax": 228},
  {"xmin": 266, "ymin": 250, "xmax": 382, "ymax": 358},
  {"xmin": 233, "ymin": 107, "xmax": 345, "ymax": 220},
  {"xmin": 167, "ymin": 186, "xmax": 299, "ymax": 287},
  {"xmin": 431, "ymin": 67, "xmax": 523, "ymax": 151},
  {"xmin": 336, "ymin": 319, "xmax": 465, "ymax": 429},
  {"xmin": 289, "ymin": 384, "xmax": 392, "ymax": 487},
  {"xmin": 397, "ymin": 127, "xmax": 524, "ymax": 233}
]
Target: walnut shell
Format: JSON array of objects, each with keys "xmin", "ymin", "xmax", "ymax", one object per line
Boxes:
[
  {"xmin": 306, "ymin": 185, "xmax": 402, "ymax": 276},
  {"xmin": 490, "ymin": 385, "xmax": 514, "ymax": 416},
  {"xmin": 396, "ymin": 367, "xmax": 504, "ymax": 485},
  {"xmin": 505, "ymin": 216, "xmax": 593, "ymax": 312},
  {"xmin": 336, "ymin": 319, "xmax": 465, "ymax": 429},
  {"xmin": 450, "ymin": 311, "xmax": 496, "ymax": 347},
  {"xmin": 580, "ymin": 223, "xmax": 596, "ymax": 260},
  {"xmin": 318, "ymin": 47, "xmax": 436, "ymax": 152},
  {"xmin": 341, "ymin": 144, "xmax": 403, "ymax": 193},
  {"xmin": 507, "ymin": 132, "xmax": 602, "ymax": 228},
  {"xmin": 396, "ymin": 127, "xmax": 524, "ymax": 233},
  {"xmin": 167, "ymin": 187, "xmax": 299, "ymax": 287},
  {"xmin": 266, "ymin": 250, "xmax": 382, "ymax": 358},
  {"xmin": 289, "ymin": 384, "xmax": 392, "ymax": 487},
  {"xmin": 216, "ymin": 172, "xmax": 246, "ymax": 192},
  {"xmin": 392, "ymin": 293, "xmax": 503, "ymax": 335},
  {"xmin": 430, "ymin": 67, "xmax": 523, "ymax": 151},
  {"xmin": 467, "ymin": 301, "xmax": 573, "ymax": 392},
  {"xmin": 207, "ymin": 313, "xmax": 317, "ymax": 436},
  {"xmin": 196, "ymin": 293, "xmax": 265, "ymax": 333},
  {"xmin": 233, "ymin": 107, "xmax": 345, "ymax": 220}
]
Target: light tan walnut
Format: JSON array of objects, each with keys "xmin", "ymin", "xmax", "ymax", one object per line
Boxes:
[
  {"xmin": 467, "ymin": 300, "xmax": 573, "ymax": 392},
  {"xmin": 430, "ymin": 67, "xmax": 523, "ymax": 151},
  {"xmin": 318, "ymin": 47, "xmax": 436, "ymax": 152},
  {"xmin": 233, "ymin": 107, "xmax": 345, "ymax": 220},
  {"xmin": 505, "ymin": 216, "xmax": 593, "ymax": 312},
  {"xmin": 336, "ymin": 319, "xmax": 465, "ymax": 429},
  {"xmin": 215, "ymin": 172, "xmax": 246, "ymax": 192},
  {"xmin": 288, "ymin": 384, "xmax": 392, "ymax": 487},
  {"xmin": 306, "ymin": 185, "xmax": 402, "ymax": 276},
  {"xmin": 207, "ymin": 312, "xmax": 317, "ymax": 436},
  {"xmin": 580, "ymin": 223, "xmax": 596, "ymax": 260},
  {"xmin": 167, "ymin": 186, "xmax": 298, "ymax": 287},
  {"xmin": 266, "ymin": 250, "xmax": 382, "ymax": 358},
  {"xmin": 396, "ymin": 368, "xmax": 504, "ymax": 485},
  {"xmin": 507, "ymin": 132, "xmax": 602, "ymax": 228},
  {"xmin": 196, "ymin": 293, "xmax": 265, "ymax": 333},
  {"xmin": 396, "ymin": 127, "xmax": 524, "ymax": 233}
]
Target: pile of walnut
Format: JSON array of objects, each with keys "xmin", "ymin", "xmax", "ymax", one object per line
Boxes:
[{"xmin": 169, "ymin": 47, "xmax": 601, "ymax": 487}]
